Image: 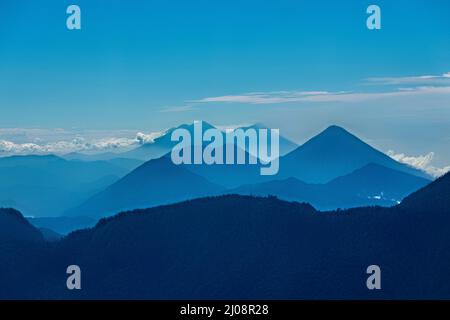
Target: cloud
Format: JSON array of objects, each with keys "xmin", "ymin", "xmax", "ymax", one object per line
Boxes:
[
  {"xmin": 0, "ymin": 131, "xmax": 165, "ymax": 156},
  {"xmin": 194, "ymin": 86, "xmax": 450, "ymax": 105},
  {"xmin": 387, "ymin": 150, "xmax": 450, "ymax": 178},
  {"xmin": 367, "ymin": 72, "xmax": 450, "ymax": 85},
  {"xmin": 0, "ymin": 140, "xmax": 44, "ymax": 154},
  {"xmin": 136, "ymin": 131, "xmax": 165, "ymax": 144},
  {"xmin": 194, "ymin": 91, "xmax": 342, "ymax": 104}
]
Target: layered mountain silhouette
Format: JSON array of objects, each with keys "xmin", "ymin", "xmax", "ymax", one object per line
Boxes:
[
  {"xmin": 0, "ymin": 208, "xmax": 47, "ymax": 299},
  {"xmin": 120, "ymin": 121, "xmax": 297, "ymax": 161},
  {"xmin": 65, "ymin": 124, "xmax": 431, "ymax": 217},
  {"xmin": 178, "ymin": 125, "xmax": 431, "ymax": 188},
  {"xmin": 231, "ymin": 163, "xmax": 430, "ymax": 210},
  {"xmin": 0, "ymin": 172, "xmax": 449, "ymax": 299},
  {"xmin": 27, "ymin": 215, "xmax": 96, "ymax": 235},
  {"xmin": 278, "ymin": 125, "xmax": 430, "ymax": 183},
  {"xmin": 234, "ymin": 123, "xmax": 298, "ymax": 156},
  {"xmin": 67, "ymin": 156, "xmax": 224, "ymax": 218},
  {"xmin": 0, "ymin": 155, "xmax": 132, "ymax": 217},
  {"xmin": 0, "ymin": 208, "xmax": 44, "ymax": 244},
  {"xmin": 121, "ymin": 122, "xmax": 217, "ymax": 161}
]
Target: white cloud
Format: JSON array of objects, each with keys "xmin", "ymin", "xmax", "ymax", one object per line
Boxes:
[
  {"xmin": 0, "ymin": 131, "xmax": 165, "ymax": 156},
  {"xmin": 387, "ymin": 150, "xmax": 450, "ymax": 178},
  {"xmin": 194, "ymin": 86, "xmax": 450, "ymax": 105},
  {"xmin": 136, "ymin": 131, "xmax": 165, "ymax": 144},
  {"xmin": 367, "ymin": 72, "xmax": 450, "ymax": 85},
  {"xmin": 194, "ymin": 91, "xmax": 343, "ymax": 104}
]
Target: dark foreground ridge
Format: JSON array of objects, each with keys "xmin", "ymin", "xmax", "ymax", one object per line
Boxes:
[{"xmin": 0, "ymin": 172, "xmax": 449, "ymax": 299}]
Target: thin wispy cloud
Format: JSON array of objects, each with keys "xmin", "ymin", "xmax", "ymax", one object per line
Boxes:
[
  {"xmin": 367, "ymin": 72, "xmax": 450, "ymax": 85},
  {"xmin": 300, "ymin": 86, "xmax": 450, "ymax": 103},
  {"xmin": 194, "ymin": 91, "xmax": 342, "ymax": 105},
  {"xmin": 194, "ymin": 86, "xmax": 450, "ymax": 105}
]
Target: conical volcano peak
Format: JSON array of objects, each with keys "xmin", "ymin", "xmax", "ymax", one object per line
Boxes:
[
  {"xmin": 305, "ymin": 125, "xmax": 362, "ymax": 147},
  {"xmin": 321, "ymin": 125, "xmax": 353, "ymax": 136}
]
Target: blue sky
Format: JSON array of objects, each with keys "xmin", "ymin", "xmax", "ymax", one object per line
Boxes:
[{"xmin": 0, "ymin": 0, "xmax": 449, "ymax": 170}]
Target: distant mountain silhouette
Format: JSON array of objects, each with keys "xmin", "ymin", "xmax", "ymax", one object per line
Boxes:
[
  {"xmin": 28, "ymin": 215, "xmax": 97, "ymax": 235},
  {"xmin": 279, "ymin": 125, "xmax": 430, "ymax": 183},
  {"xmin": 0, "ymin": 208, "xmax": 44, "ymax": 244},
  {"xmin": 233, "ymin": 123, "xmax": 297, "ymax": 156},
  {"xmin": 1, "ymin": 173, "xmax": 450, "ymax": 299},
  {"xmin": 175, "ymin": 125, "xmax": 432, "ymax": 188},
  {"xmin": 67, "ymin": 156, "xmax": 224, "ymax": 218},
  {"xmin": 39, "ymin": 227, "xmax": 62, "ymax": 242},
  {"xmin": 63, "ymin": 155, "xmax": 144, "ymax": 172},
  {"xmin": 120, "ymin": 121, "xmax": 297, "ymax": 161},
  {"xmin": 0, "ymin": 155, "xmax": 130, "ymax": 217},
  {"xmin": 231, "ymin": 163, "xmax": 430, "ymax": 209},
  {"xmin": 180, "ymin": 152, "xmax": 263, "ymax": 188},
  {"xmin": 105, "ymin": 158, "xmax": 144, "ymax": 171},
  {"xmin": 63, "ymin": 151, "xmax": 125, "ymax": 161},
  {"xmin": 121, "ymin": 122, "xmax": 217, "ymax": 161},
  {"xmin": 123, "ymin": 121, "xmax": 274, "ymax": 189},
  {"xmin": 63, "ymin": 125, "xmax": 433, "ymax": 213},
  {"xmin": 0, "ymin": 208, "xmax": 50, "ymax": 299}
]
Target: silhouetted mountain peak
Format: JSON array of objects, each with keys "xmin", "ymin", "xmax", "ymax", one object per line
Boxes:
[
  {"xmin": 140, "ymin": 121, "xmax": 217, "ymax": 149},
  {"xmin": 294, "ymin": 125, "xmax": 372, "ymax": 159},
  {"xmin": 0, "ymin": 208, "xmax": 27, "ymax": 222},
  {"xmin": 313, "ymin": 125, "xmax": 360, "ymax": 143},
  {"xmin": 69, "ymin": 155, "xmax": 224, "ymax": 218},
  {"xmin": 281, "ymin": 125, "xmax": 430, "ymax": 183},
  {"xmin": 399, "ymin": 171, "xmax": 450, "ymax": 212},
  {"xmin": 0, "ymin": 208, "xmax": 44, "ymax": 243},
  {"xmin": 168, "ymin": 121, "xmax": 216, "ymax": 134},
  {"xmin": 323, "ymin": 124, "xmax": 348, "ymax": 132}
]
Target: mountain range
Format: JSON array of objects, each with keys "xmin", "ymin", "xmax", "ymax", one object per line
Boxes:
[
  {"xmin": 0, "ymin": 155, "xmax": 136, "ymax": 217},
  {"xmin": 230, "ymin": 163, "xmax": 430, "ymax": 210},
  {"xmin": 0, "ymin": 172, "xmax": 449, "ymax": 299},
  {"xmin": 278, "ymin": 125, "xmax": 429, "ymax": 183},
  {"xmin": 64, "ymin": 124, "xmax": 431, "ymax": 219},
  {"xmin": 66, "ymin": 156, "xmax": 224, "ymax": 218},
  {"xmin": 0, "ymin": 123, "xmax": 435, "ymax": 233},
  {"xmin": 119, "ymin": 122, "xmax": 298, "ymax": 161}
]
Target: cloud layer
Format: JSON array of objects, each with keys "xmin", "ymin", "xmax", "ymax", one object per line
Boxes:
[
  {"xmin": 193, "ymin": 72, "xmax": 450, "ymax": 105},
  {"xmin": 367, "ymin": 72, "xmax": 450, "ymax": 85},
  {"xmin": 0, "ymin": 131, "xmax": 164, "ymax": 156},
  {"xmin": 194, "ymin": 86, "xmax": 450, "ymax": 105},
  {"xmin": 387, "ymin": 150, "xmax": 450, "ymax": 178}
]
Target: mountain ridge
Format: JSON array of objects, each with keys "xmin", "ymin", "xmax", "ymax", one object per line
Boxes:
[
  {"xmin": 1, "ymin": 172, "xmax": 449, "ymax": 299},
  {"xmin": 278, "ymin": 125, "xmax": 430, "ymax": 183},
  {"xmin": 230, "ymin": 163, "xmax": 430, "ymax": 209}
]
